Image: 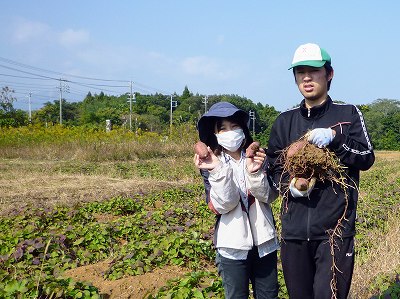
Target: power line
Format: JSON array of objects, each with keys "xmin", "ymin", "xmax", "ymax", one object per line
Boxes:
[
  {"xmin": 0, "ymin": 73, "xmax": 54, "ymax": 81},
  {"xmin": 0, "ymin": 56, "xmax": 180, "ymax": 113},
  {"xmin": 0, "ymin": 56, "xmax": 128, "ymax": 83},
  {"xmin": 0, "ymin": 56, "xmax": 174, "ymax": 95},
  {"xmin": 0, "ymin": 64, "xmax": 59, "ymax": 80},
  {"xmin": 67, "ymin": 80, "xmax": 127, "ymax": 93},
  {"xmin": 0, "ymin": 65, "xmax": 129, "ymax": 90},
  {"xmin": 134, "ymin": 81, "xmax": 171, "ymax": 95},
  {"xmin": 13, "ymin": 90, "xmax": 55, "ymax": 99},
  {"xmin": 0, "ymin": 80, "xmax": 55, "ymax": 89}
]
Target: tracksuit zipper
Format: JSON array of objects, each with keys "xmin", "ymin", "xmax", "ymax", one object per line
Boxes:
[
  {"xmin": 307, "ymin": 203, "xmax": 311, "ymax": 241},
  {"xmin": 307, "ymin": 107, "xmax": 312, "ymax": 241}
]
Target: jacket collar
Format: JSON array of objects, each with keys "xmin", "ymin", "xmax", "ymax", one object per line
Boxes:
[{"xmin": 300, "ymin": 96, "xmax": 332, "ymax": 118}]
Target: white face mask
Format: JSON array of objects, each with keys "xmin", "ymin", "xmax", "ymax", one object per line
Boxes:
[{"xmin": 215, "ymin": 129, "xmax": 245, "ymax": 152}]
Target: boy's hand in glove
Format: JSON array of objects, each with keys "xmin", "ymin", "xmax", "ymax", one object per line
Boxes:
[
  {"xmin": 289, "ymin": 177, "xmax": 316, "ymax": 198},
  {"xmin": 307, "ymin": 128, "xmax": 335, "ymax": 148}
]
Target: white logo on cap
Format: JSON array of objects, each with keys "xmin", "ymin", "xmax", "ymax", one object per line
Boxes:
[{"xmin": 292, "ymin": 43, "xmax": 323, "ymax": 64}]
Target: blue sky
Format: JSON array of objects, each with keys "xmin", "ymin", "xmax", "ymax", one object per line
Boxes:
[{"xmin": 0, "ymin": 1, "xmax": 399, "ymax": 112}]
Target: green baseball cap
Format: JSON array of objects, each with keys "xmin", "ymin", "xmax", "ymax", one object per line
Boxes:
[{"xmin": 289, "ymin": 43, "xmax": 331, "ymax": 70}]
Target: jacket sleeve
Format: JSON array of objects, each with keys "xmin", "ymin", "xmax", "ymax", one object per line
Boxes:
[
  {"xmin": 207, "ymin": 162, "xmax": 241, "ymax": 214},
  {"xmin": 329, "ymin": 106, "xmax": 375, "ymax": 171},
  {"xmin": 266, "ymin": 117, "xmax": 290, "ymax": 194},
  {"xmin": 200, "ymin": 169, "xmax": 211, "ymax": 204},
  {"xmin": 245, "ymin": 168, "xmax": 278, "ymax": 203}
]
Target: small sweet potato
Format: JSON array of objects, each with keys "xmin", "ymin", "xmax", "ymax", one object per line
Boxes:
[
  {"xmin": 294, "ymin": 177, "xmax": 309, "ymax": 191},
  {"xmin": 194, "ymin": 141, "xmax": 209, "ymax": 159},
  {"xmin": 246, "ymin": 141, "xmax": 260, "ymax": 158},
  {"xmin": 294, "ymin": 177, "xmax": 316, "ymax": 192}
]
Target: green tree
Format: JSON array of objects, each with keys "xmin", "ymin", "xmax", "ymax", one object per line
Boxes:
[
  {"xmin": 32, "ymin": 99, "xmax": 79, "ymax": 125},
  {"xmin": 137, "ymin": 114, "xmax": 164, "ymax": 132},
  {"xmin": 33, "ymin": 101, "xmax": 59, "ymax": 124},
  {"xmin": 363, "ymin": 99, "xmax": 400, "ymax": 150},
  {"xmin": 0, "ymin": 86, "xmax": 16, "ymax": 112},
  {"xmin": 148, "ymin": 105, "xmax": 168, "ymax": 122},
  {"xmin": 181, "ymin": 86, "xmax": 192, "ymax": 99},
  {"xmin": 255, "ymin": 103, "xmax": 280, "ymax": 145},
  {"xmin": 0, "ymin": 86, "xmax": 28, "ymax": 127},
  {"xmin": 0, "ymin": 109, "xmax": 27, "ymax": 127},
  {"xmin": 77, "ymin": 93, "xmax": 127, "ymax": 126}
]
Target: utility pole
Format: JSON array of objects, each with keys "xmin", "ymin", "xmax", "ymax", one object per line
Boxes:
[
  {"xmin": 202, "ymin": 95, "xmax": 208, "ymax": 113},
  {"xmin": 249, "ymin": 110, "xmax": 256, "ymax": 136},
  {"xmin": 59, "ymin": 80, "xmax": 62, "ymax": 125},
  {"xmin": 27, "ymin": 92, "xmax": 32, "ymax": 123},
  {"xmin": 127, "ymin": 81, "xmax": 135, "ymax": 131},
  {"xmin": 58, "ymin": 78, "xmax": 69, "ymax": 125},
  {"xmin": 169, "ymin": 94, "xmax": 177, "ymax": 135}
]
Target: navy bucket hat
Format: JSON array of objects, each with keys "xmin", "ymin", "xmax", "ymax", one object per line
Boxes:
[{"xmin": 197, "ymin": 102, "xmax": 252, "ymax": 149}]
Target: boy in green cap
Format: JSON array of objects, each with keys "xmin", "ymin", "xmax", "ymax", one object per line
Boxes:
[{"xmin": 267, "ymin": 43, "xmax": 375, "ymax": 299}]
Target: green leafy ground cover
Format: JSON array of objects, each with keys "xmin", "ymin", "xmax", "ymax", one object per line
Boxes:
[
  {"xmin": 0, "ymin": 186, "xmax": 219, "ymax": 298},
  {"xmin": 1, "ymin": 153, "xmax": 399, "ymax": 298}
]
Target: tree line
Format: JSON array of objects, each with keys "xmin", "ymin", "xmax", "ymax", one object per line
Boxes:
[{"xmin": 1, "ymin": 85, "xmax": 399, "ymax": 150}]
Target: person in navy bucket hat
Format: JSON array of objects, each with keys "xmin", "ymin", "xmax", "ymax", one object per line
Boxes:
[
  {"xmin": 197, "ymin": 102, "xmax": 251, "ymax": 149},
  {"xmin": 194, "ymin": 101, "xmax": 279, "ymax": 299}
]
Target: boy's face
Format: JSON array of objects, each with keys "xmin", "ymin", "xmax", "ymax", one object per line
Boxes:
[{"xmin": 294, "ymin": 66, "xmax": 333, "ymax": 104}]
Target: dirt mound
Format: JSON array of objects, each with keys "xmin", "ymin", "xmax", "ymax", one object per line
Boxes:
[{"xmin": 65, "ymin": 260, "xmax": 190, "ymax": 298}]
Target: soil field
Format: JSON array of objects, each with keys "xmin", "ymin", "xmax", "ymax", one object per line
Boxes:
[{"xmin": 0, "ymin": 151, "xmax": 399, "ymax": 298}]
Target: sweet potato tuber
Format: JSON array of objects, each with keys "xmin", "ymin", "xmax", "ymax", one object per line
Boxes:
[
  {"xmin": 246, "ymin": 141, "xmax": 260, "ymax": 158},
  {"xmin": 287, "ymin": 139, "xmax": 307, "ymax": 158},
  {"xmin": 294, "ymin": 177, "xmax": 309, "ymax": 191},
  {"xmin": 294, "ymin": 177, "xmax": 316, "ymax": 191},
  {"xmin": 194, "ymin": 141, "xmax": 209, "ymax": 159}
]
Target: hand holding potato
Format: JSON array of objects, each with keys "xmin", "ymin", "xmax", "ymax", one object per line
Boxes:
[
  {"xmin": 193, "ymin": 141, "xmax": 220, "ymax": 170},
  {"xmin": 289, "ymin": 177, "xmax": 316, "ymax": 197},
  {"xmin": 245, "ymin": 141, "xmax": 266, "ymax": 173},
  {"xmin": 194, "ymin": 141, "xmax": 209, "ymax": 159},
  {"xmin": 294, "ymin": 177, "xmax": 309, "ymax": 191}
]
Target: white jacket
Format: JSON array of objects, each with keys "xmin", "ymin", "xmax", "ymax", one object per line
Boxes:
[{"xmin": 208, "ymin": 154, "xmax": 278, "ymax": 250}]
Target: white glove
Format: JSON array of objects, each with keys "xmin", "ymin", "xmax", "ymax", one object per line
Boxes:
[
  {"xmin": 307, "ymin": 128, "xmax": 334, "ymax": 148},
  {"xmin": 289, "ymin": 177, "xmax": 316, "ymax": 198}
]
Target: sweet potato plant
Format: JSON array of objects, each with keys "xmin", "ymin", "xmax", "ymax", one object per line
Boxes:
[{"xmin": 1, "ymin": 161, "xmax": 398, "ymax": 298}]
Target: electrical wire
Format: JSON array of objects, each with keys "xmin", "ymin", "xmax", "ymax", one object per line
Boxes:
[{"xmin": 0, "ymin": 56, "xmax": 176, "ymax": 112}]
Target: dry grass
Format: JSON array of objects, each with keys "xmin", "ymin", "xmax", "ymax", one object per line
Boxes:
[
  {"xmin": 0, "ymin": 125, "xmax": 198, "ymax": 161},
  {"xmin": 0, "ymin": 157, "xmax": 201, "ymax": 216},
  {"xmin": 0, "ymin": 139, "xmax": 194, "ymax": 161},
  {"xmin": 375, "ymin": 150, "xmax": 400, "ymax": 161},
  {"xmin": 349, "ymin": 150, "xmax": 400, "ymax": 298},
  {"xmin": 350, "ymin": 207, "xmax": 400, "ymax": 298}
]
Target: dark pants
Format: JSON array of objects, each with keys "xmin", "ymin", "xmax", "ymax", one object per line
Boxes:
[
  {"xmin": 281, "ymin": 237, "xmax": 355, "ymax": 299},
  {"xmin": 216, "ymin": 248, "xmax": 278, "ymax": 299}
]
